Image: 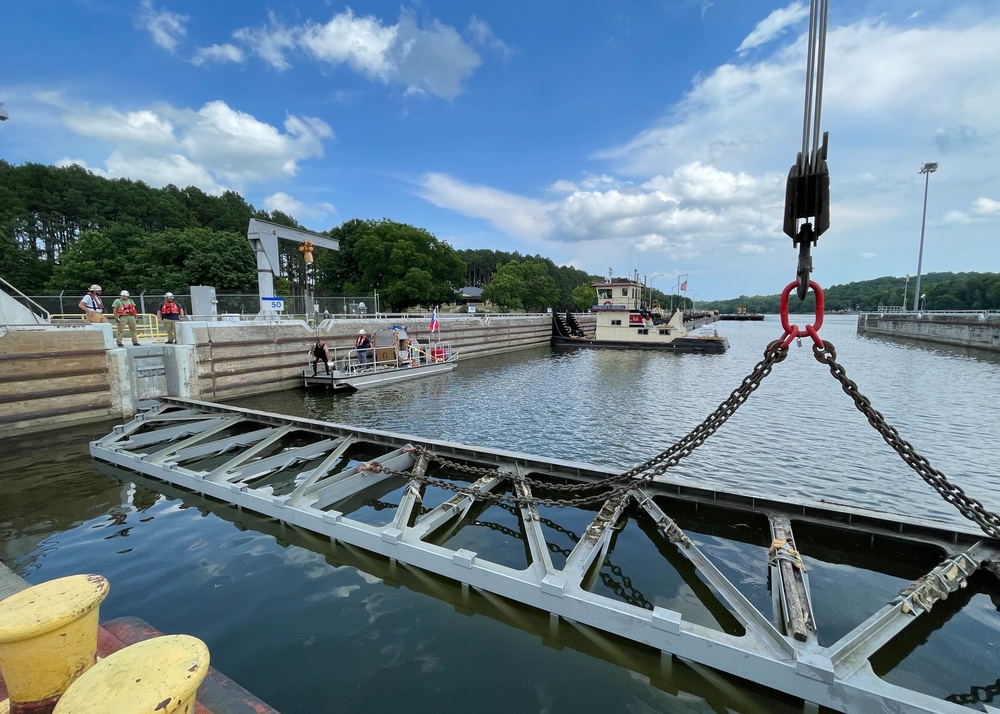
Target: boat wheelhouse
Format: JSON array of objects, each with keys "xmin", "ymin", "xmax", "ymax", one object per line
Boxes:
[{"xmin": 552, "ymin": 279, "xmax": 728, "ymax": 353}]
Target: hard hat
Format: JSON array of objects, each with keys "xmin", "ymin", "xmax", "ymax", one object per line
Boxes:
[
  {"xmin": 359, "ymin": 329, "xmax": 366, "ymax": 334},
  {"xmin": 89, "ymin": 284, "xmax": 102, "ymax": 292},
  {"xmin": 165, "ymin": 292, "xmax": 174, "ymax": 298},
  {"xmin": 120, "ymin": 290, "xmax": 129, "ymax": 296}
]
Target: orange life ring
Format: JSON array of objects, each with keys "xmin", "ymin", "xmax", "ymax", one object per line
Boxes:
[{"xmin": 603, "ymin": 300, "xmax": 612, "ymax": 306}]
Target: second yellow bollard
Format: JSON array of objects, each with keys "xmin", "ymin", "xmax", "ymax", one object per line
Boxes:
[{"xmin": 52, "ymin": 635, "xmax": 210, "ymax": 714}]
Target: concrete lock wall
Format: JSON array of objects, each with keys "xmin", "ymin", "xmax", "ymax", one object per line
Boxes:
[
  {"xmin": 856, "ymin": 312, "xmax": 1000, "ymax": 351},
  {"xmin": 0, "ymin": 315, "xmax": 555, "ymax": 438}
]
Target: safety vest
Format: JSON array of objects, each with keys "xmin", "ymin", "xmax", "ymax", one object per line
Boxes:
[
  {"xmin": 160, "ymin": 301, "xmax": 181, "ymax": 317},
  {"xmin": 116, "ymin": 301, "xmax": 137, "ymax": 317}
]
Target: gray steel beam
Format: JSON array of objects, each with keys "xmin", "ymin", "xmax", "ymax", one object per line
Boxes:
[{"xmin": 88, "ymin": 398, "xmax": 995, "ymax": 714}]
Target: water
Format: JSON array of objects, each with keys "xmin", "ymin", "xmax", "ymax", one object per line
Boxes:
[{"xmin": 3, "ymin": 314, "xmax": 1000, "ymax": 712}]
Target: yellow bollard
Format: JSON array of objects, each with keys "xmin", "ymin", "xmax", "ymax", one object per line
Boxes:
[
  {"xmin": 0, "ymin": 574, "xmax": 110, "ymax": 714},
  {"xmin": 52, "ymin": 635, "xmax": 209, "ymax": 714}
]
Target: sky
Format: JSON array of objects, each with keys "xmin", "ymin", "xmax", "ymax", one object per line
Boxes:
[{"xmin": 2, "ymin": 1, "xmax": 1000, "ymax": 301}]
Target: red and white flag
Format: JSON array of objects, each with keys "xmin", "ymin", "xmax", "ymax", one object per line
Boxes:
[
  {"xmin": 429, "ymin": 309, "xmax": 439, "ymax": 333},
  {"xmin": 680, "ymin": 280, "xmax": 687, "ymax": 292}
]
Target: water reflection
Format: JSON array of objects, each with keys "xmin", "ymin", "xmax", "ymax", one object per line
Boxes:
[
  {"xmin": 84, "ymin": 465, "xmax": 804, "ymax": 714},
  {"xmin": 5, "ymin": 314, "xmax": 1000, "ymax": 713}
]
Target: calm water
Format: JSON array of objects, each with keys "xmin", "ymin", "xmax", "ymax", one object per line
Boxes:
[{"xmin": 4, "ymin": 314, "xmax": 1000, "ymax": 713}]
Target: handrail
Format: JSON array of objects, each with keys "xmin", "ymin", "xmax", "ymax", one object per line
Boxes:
[
  {"xmin": 48, "ymin": 313, "xmax": 167, "ymax": 340},
  {"xmin": 0, "ymin": 277, "xmax": 50, "ymax": 324},
  {"xmin": 867, "ymin": 308, "xmax": 1000, "ymax": 317}
]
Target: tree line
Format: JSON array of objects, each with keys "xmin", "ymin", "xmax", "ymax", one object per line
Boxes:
[
  {"xmin": 2, "ymin": 161, "xmax": 997, "ymax": 313},
  {"xmin": 0, "ymin": 161, "xmax": 604, "ymax": 311},
  {"xmin": 699, "ymin": 272, "xmax": 1000, "ymax": 314}
]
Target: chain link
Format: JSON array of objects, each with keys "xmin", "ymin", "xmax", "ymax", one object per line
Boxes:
[
  {"xmin": 617, "ymin": 339, "xmax": 789, "ymax": 481},
  {"xmin": 812, "ymin": 340, "xmax": 1000, "ymax": 540},
  {"xmin": 364, "ymin": 335, "xmax": 1000, "ymax": 543},
  {"xmin": 945, "ymin": 678, "xmax": 1000, "ymax": 706},
  {"xmin": 367, "ymin": 339, "xmax": 789, "ymax": 507}
]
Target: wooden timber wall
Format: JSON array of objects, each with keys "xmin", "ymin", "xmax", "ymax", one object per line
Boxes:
[
  {"xmin": 0, "ymin": 315, "xmax": 557, "ymax": 437},
  {"xmin": 0, "ymin": 326, "xmax": 125, "ymax": 436}
]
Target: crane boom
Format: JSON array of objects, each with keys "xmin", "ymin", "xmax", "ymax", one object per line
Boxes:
[{"xmin": 247, "ymin": 218, "xmax": 339, "ymax": 314}]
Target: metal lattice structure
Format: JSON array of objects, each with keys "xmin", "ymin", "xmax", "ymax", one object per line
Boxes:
[{"xmin": 91, "ymin": 397, "xmax": 1000, "ymax": 714}]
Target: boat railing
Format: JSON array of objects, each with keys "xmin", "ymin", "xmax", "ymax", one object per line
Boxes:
[{"xmin": 307, "ymin": 340, "xmax": 458, "ymax": 377}]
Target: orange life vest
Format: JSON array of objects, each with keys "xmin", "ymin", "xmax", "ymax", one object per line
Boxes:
[
  {"xmin": 116, "ymin": 301, "xmax": 137, "ymax": 317},
  {"xmin": 160, "ymin": 300, "xmax": 181, "ymax": 317}
]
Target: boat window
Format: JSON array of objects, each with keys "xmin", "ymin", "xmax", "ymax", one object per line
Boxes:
[
  {"xmin": 621, "ymin": 288, "xmax": 628, "ymax": 297},
  {"xmin": 611, "ymin": 319, "xmax": 621, "ymax": 325},
  {"xmin": 597, "ymin": 288, "xmax": 612, "ymax": 300},
  {"xmin": 637, "ymin": 328, "xmax": 648, "ymax": 335},
  {"xmin": 659, "ymin": 329, "xmax": 670, "ymax": 335}
]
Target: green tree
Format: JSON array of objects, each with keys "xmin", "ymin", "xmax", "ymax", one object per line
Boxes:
[
  {"xmin": 315, "ymin": 219, "xmax": 464, "ymax": 310},
  {"xmin": 48, "ymin": 227, "xmax": 256, "ymax": 295},
  {"xmin": 482, "ymin": 259, "xmax": 560, "ymax": 312},
  {"xmin": 571, "ymin": 282, "xmax": 597, "ymax": 311},
  {"xmin": 482, "ymin": 271, "xmax": 524, "ymax": 311}
]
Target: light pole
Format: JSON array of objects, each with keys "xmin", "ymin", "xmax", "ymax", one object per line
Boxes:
[
  {"xmin": 648, "ymin": 272, "xmax": 667, "ymax": 311},
  {"xmin": 902, "ymin": 274, "xmax": 909, "ymax": 310},
  {"xmin": 912, "ymin": 162, "xmax": 937, "ymax": 311}
]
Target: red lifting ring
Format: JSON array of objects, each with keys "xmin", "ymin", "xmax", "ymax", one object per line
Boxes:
[{"xmin": 779, "ymin": 280, "xmax": 825, "ymax": 348}]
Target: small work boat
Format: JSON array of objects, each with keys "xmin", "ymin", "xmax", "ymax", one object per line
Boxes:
[
  {"xmin": 303, "ymin": 325, "xmax": 458, "ymax": 391},
  {"xmin": 552, "ymin": 279, "xmax": 729, "ymax": 353}
]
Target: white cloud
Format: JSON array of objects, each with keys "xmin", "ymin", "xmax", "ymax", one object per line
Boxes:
[
  {"xmin": 418, "ymin": 161, "xmax": 783, "ymax": 261},
  {"xmin": 467, "ymin": 16, "xmax": 514, "ymax": 59},
  {"xmin": 233, "ymin": 13, "xmax": 299, "ymax": 71},
  {"xmin": 942, "ymin": 197, "xmax": 1000, "ymax": 225},
  {"xmin": 412, "ymin": 11, "xmax": 1000, "ymax": 295},
  {"xmin": 389, "ymin": 11, "xmax": 481, "ymax": 99},
  {"xmin": 299, "ymin": 9, "xmax": 396, "ymax": 79},
  {"xmin": 231, "ymin": 8, "xmax": 483, "ymax": 99},
  {"xmin": 549, "ymin": 174, "xmax": 624, "ymax": 194},
  {"xmin": 46, "ymin": 94, "xmax": 332, "ymax": 193},
  {"xmin": 192, "ymin": 44, "xmax": 244, "ymax": 66},
  {"xmin": 62, "ymin": 107, "xmax": 177, "ymax": 147},
  {"xmin": 417, "ymin": 173, "xmax": 551, "ymax": 239},
  {"xmin": 263, "ymin": 192, "xmax": 336, "ymax": 219},
  {"xmin": 736, "ymin": 2, "xmax": 809, "ymax": 56},
  {"xmin": 137, "ymin": 0, "xmax": 189, "ymax": 52}
]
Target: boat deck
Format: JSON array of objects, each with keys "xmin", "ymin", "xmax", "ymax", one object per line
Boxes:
[
  {"xmin": 302, "ymin": 360, "xmax": 456, "ymax": 390},
  {"xmin": 89, "ymin": 397, "xmax": 1000, "ymax": 714}
]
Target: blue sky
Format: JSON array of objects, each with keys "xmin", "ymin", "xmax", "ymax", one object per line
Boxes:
[{"xmin": 3, "ymin": 1, "xmax": 999, "ymax": 301}]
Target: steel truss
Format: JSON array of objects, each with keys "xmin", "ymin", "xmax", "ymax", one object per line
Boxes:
[{"xmin": 91, "ymin": 397, "xmax": 1000, "ymax": 714}]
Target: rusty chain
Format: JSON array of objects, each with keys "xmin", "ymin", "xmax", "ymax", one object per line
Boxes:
[
  {"xmin": 366, "ymin": 338, "xmax": 789, "ymax": 507},
  {"xmin": 617, "ymin": 339, "xmax": 788, "ymax": 481},
  {"xmin": 812, "ymin": 340, "xmax": 1000, "ymax": 540},
  {"xmin": 364, "ymin": 333, "xmax": 1000, "ymax": 542}
]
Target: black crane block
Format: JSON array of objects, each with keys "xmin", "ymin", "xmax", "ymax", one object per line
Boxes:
[{"xmin": 783, "ymin": 132, "xmax": 830, "ymax": 245}]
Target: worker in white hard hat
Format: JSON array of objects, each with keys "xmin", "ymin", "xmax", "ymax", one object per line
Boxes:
[
  {"xmin": 156, "ymin": 292, "xmax": 185, "ymax": 344},
  {"xmin": 111, "ymin": 290, "xmax": 140, "ymax": 347},
  {"xmin": 79, "ymin": 284, "xmax": 108, "ymax": 324},
  {"xmin": 355, "ymin": 328, "xmax": 371, "ymax": 367}
]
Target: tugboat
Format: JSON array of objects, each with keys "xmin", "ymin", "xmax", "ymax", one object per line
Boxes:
[{"xmin": 552, "ymin": 279, "xmax": 728, "ymax": 353}]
